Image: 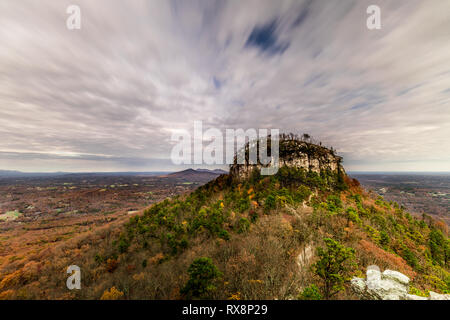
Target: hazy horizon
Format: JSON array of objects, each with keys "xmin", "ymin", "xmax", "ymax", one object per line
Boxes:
[
  {"xmin": 1, "ymin": 168, "xmax": 450, "ymax": 175},
  {"xmin": 1, "ymin": 0, "xmax": 449, "ymax": 172}
]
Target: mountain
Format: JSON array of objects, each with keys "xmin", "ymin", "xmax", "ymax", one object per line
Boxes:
[
  {"xmin": 0, "ymin": 170, "xmax": 23, "ymax": 177},
  {"xmin": 167, "ymin": 168, "xmax": 226, "ymax": 180},
  {"xmin": 0, "ymin": 170, "xmax": 99, "ymax": 178},
  {"xmin": 196, "ymin": 168, "xmax": 228, "ymax": 174},
  {"xmin": 0, "ymin": 135, "xmax": 448, "ymax": 300},
  {"xmin": 0, "ymin": 171, "xmax": 170, "ymax": 178},
  {"xmin": 0, "ymin": 170, "xmax": 69, "ymax": 178}
]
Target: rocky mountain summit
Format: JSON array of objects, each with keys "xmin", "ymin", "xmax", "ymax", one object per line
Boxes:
[
  {"xmin": 351, "ymin": 265, "xmax": 450, "ymax": 300},
  {"xmin": 230, "ymin": 134, "xmax": 343, "ymax": 180}
]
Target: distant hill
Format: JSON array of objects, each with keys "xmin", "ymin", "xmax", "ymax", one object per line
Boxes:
[
  {"xmin": 167, "ymin": 168, "xmax": 226, "ymax": 180},
  {"xmin": 196, "ymin": 169, "xmax": 228, "ymax": 174},
  {"xmin": 0, "ymin": 170, "xmax": 67, "ymax": 178},
  {"xmin": 0, "ymin": 170, "xmax": 23, "ymax": 177},
  {"xmin": 0, "ymin": 170, "xmax": 170, "ymax": 178}
]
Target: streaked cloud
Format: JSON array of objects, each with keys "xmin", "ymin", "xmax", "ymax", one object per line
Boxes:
[{"xmin": 0, "ymin": 0, "xmax": 449, "ymax": 172}]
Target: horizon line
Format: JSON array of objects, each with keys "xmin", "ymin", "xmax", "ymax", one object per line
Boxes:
[{"xmin": 1, "ymin": 169, "xmax": 450, "ymax": 175}]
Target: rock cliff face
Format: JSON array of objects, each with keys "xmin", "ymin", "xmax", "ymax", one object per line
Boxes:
[
  {"xmin": 230, "ymin": 138, "xmax": 343, "ymax": 180},
  {"xmin": 351, "ymin": 265, "xmax": 450, "ymax": 300}
]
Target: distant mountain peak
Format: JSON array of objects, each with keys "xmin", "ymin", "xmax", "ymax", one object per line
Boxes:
[{"xmin": 167, "ymin": 168, "xmax": 227, "ymax": 180}]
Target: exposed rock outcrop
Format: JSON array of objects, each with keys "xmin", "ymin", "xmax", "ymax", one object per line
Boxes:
[
  {"xmin": 297, "ymin": 245, "xmax": 314, "ymax": 268},
  {"xmin": 351, "ymin": 265, "xmax": 450, "ymax": 300},
  {"xmin": 230, "ymin": 138, "xmax": 343, "ymax": 180}
]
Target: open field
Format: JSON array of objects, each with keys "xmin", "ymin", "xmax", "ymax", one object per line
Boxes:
[
  {"xmin": 0, "ymin": 172, "xmax": 220, "ymax": 273},
  {"xmin": 349, "ymin": 173, "xmax": 450, "ymax": 225}
]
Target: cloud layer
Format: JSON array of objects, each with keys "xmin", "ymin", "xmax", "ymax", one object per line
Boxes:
[{"xmin": 0, "ymin": 0, "xmax": 449, "ymax": 172}]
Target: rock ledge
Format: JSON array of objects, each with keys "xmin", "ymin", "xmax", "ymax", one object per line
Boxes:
[{"xmin": 351, "ymin": 265, "xmax": 450, "ymax": 300}]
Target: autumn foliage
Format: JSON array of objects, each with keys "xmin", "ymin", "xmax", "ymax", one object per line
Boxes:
[{"xmin": 0, "ymin": 163, "xmax": 448, "ymax": 299}]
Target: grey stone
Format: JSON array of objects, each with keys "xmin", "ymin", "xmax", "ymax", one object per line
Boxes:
[
  {"xmin": 429, "ymin": 291, "xmax": 450, "ymax": 300},
  {"xmin": 382, "ymin": 270, "xmax": 409, "ymax": 286},
  {"xmin": 405, "ymin": 294, "xmax": 428, "ymax": 300},
  {"xmin": 351, "ymin": 265, "xmax": 450, "ymax": 300}
]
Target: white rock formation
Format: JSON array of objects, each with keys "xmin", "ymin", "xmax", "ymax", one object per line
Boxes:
[
  {"xmin": 229, "ymin": 140, "xmax": 343, "ymax": 180},
  {"xmin": 297, "ymin": 245, "xmax": 314, "ymax": 268},
  {"xmin": 351, "ymin": 265, "xmax": 450, "ymax": 300}
]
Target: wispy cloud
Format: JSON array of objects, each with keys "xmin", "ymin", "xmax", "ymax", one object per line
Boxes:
[{"xmin": 0, "ymin": 0, "xmax": 449, "ymax": 171}]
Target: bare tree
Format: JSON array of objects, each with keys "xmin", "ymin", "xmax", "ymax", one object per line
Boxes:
[{"xmin": 302, "ymin": 133, "xmax": 311, "ymax": 142}]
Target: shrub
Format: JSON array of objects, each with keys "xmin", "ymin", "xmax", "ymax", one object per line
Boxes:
[
  {"xmin": 326, "ymin": 195, "xmax": 342, "ymax": 214},
  {"xmin": 424, "ymin": 274, "xmax": 449, "ymax": 293},
  {"xmin": 237, "ymin": 197, "xmax": 250, "ymax": 213},
  {"xmin": 106, "ymin": 258, "xmax": 119, "ymax": 273},
  {"xmin": 218, "ymin": 229, "xmax": 230, "ymax": 240},
  {"xmin": 275, "ymin": 195, "xmax": 293, "ymax": 208},
  {"xmin": 118, "ymin": 236, "xmax": 130, "ymax": 253},
  {"xmin": 335, "ymin": 168, "xmax": 347, "ymax": 191},
  {"xmin": 264, "ymin": 194, "xmax": 276, "ymax": 212},
  {"xmin": 100, "ymin": 286, "xmax": 124, "ymax": 300},
  {"xmin": 351, "ymin": 194, "xmax": 362, "ymax": 205},
  {"xmin": 237, "ymin": 218, "xmax": 251, "ymax": 234},
  {"xmin": 345, "ymin": 207, "xmax": 360, "ymax": 224},
  {"xmin": 95, "ymin": 253, "xmax": 104, "ymax": 264},
  {"xmin": 409, "ymin": 286, "xmax": 428, "ymax": 297},
  {"xmin": 379, "ymin": 231, "xmax": 390, "ymax": 247},
  {"xmin": 298, "ymin": 284, "xmax": 322, "ymax": 300},
  {"xmin": 294, "ymin": 185, "xmax": 311, "ymax": 203},
  {"xmin": 305, "ymin": 171, "xmax": 325, "ymax": 189},
  {"xmin": 358, "ymin": 240, "xmax": 415, "ymax": 279},
  {"xmin": 429, "ymin": 228, "xmax": 448, "ymax": 266},
  {"xmin": 181, "ymin": 257, "xmax": 222, "ymax": 298},
  {"xmin": 249, "ymin": 167, "xmax": 261, "ymax": 183},
  {"xmin": 191, "ymin": 206, "xmax": 227, "ymax": 238},
  {"xmin": 365, "ymin": 225, "xmax": 381, "ymax": 244},
  {"xmin": 179, "ymin": 237, "xmax": 188, "ymax": 249},
  {"xmin": 312, "ymin": 238, "xmax": 355, "ymax": 299},
  {"xmin": 371, "ymin": 214, "xmax": 387, "ymax": 230},
  {"xmin": 249, "ymin": 210, "xmax": 258, "ymax": 223},
  {"xmin": 402, "ymin": 246, "xmax": 418, "ymax": 269}
]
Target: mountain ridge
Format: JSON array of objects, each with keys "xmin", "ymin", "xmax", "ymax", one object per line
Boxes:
[{"xmin": 0, "ymin": 136, "xmax": 448, "ymax": 300}]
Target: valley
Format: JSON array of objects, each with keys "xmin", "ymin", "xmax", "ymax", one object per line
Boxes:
[
  {"xmin": 0, "ymin": 169, "xmax": 223, "ymax": 295},
  {"xmin": 350, "ymin": 173, "xmax": 450, "ymax": 225}
]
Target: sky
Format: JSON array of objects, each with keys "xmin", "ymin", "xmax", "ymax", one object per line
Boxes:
[{"xmin": 0, "ymin": 0, "xmax": 449, "ymax": 172}]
